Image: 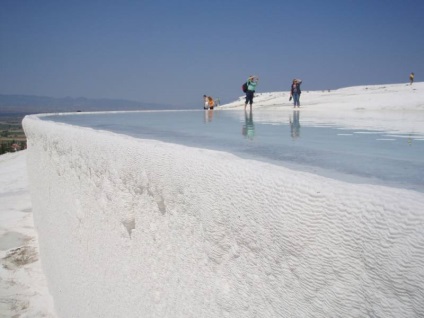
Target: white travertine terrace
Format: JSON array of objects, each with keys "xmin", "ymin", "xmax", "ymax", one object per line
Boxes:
[{"xmin": 23, "ymin": 108, "xmax": 424, "ymax": 317}]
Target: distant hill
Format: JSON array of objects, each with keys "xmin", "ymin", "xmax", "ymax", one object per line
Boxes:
[{"xmin": 0, "ymin": 94, "xmax": 182, "ymax": 115}]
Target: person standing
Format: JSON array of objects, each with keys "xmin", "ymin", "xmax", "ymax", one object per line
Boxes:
[
  {"xmin": 409, "ymin": 72, "xmax": 415, "ymax": 85},
  {"xmin": 203, "ymin": 95, "xmax": 209, "ymax": 109},
  {"xmin": 290, "ymin": 79, "xmax": 302, "ymax": 108},
  {"xmin": 207, "ymin": 96, "xmax": 215, "ymax": 110},
  {"xmin": 244, "ymin": 75, "xmax": 259, "ymax": 110},
  {"xmin": 203, "ymin": 95, "xmax": 215, "ymax": 110}
]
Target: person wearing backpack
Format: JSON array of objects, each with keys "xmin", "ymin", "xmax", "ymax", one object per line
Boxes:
[{"xmin": 244, "ymin": 75, "xmax": 259, "ymax": 110}]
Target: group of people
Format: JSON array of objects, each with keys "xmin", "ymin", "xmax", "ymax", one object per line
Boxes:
[
  {"xmin": 204, "ymin": 71, "xmax": 417, "ymax": 111},
  {"xmin": 203, "ymin": 95, "xmax": 215, "ymax": 110},
  {"xmin": 204, "ymin": 76, "xmax": 303, "ymax": 111},
  {"xmin": 243, "ymin": 76, "xmax": 302, "ymax": 110}
]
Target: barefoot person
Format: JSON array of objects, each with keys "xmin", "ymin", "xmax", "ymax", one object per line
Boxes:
[
  {"xmin": 290, "ymin": 79, "xmax": 302, "ymax": 108},
  {"xmin": 244, "ymin": 75, "xmax": 259, "ymax": 111}
]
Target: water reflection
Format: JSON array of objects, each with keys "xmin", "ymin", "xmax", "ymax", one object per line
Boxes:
[
  {"xmin": 242, "ymin": 109, "xmax": 255, "ymax": 140},
  {"xmin": 204, "ymin": 109, "xmax": 214, "ymax": 123},
  {"xmin": 42, "ymin": 110, "xmax": 424, "ymax": 192},
  {"xmin": 289, "ymin": 110, "xmax": 301, "ymax": 139}
]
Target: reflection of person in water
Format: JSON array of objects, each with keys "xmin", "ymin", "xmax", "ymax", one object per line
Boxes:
[
  {"xmin": 289, "ymin": 110, "xmax": 301, "ymax": 139},
  {"xmin": 204, "ymin": 109, "xmax": 214, "ymax": 122},
  {"xmin": 242, "ymin": 109, "xmax": 255, "ymax": 140}
]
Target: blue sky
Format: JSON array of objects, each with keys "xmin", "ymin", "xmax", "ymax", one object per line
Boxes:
[{"xmin": 1, "ymin": 0, "xmax": 423, "ymax": 108}]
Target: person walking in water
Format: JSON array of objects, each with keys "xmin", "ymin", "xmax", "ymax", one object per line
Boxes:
[
  {"xmin": 409, "ymin": 72, "xmax": 415, "ymax": 85},
  {"xmin": 244, "ymin": 75, "xmax": 259, "ymax": 110},
  {"xmin": 290, "ymin": 79, "xmax": 302, "ymax": 108}
]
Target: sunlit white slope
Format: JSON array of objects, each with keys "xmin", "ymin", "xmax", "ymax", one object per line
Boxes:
[
  {"xmin": 0, "ymin": 151, "xmax": 56, "ymax": 317},
  {"xmin": 22, "ymin": 112, "xmax": 424, "ymax": 318},
  {"xmin": 223, "ymin": 82, "xmax": 424, "ymax": 135}
]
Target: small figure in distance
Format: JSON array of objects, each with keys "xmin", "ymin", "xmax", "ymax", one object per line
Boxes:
[
  {"xmin": 203, "ymin": 95, "xmax": 215, "ymax": 110},
  {"xmin": 244, "ymin": 75, "xmax": 259, "ymax": 111},
  {"xmin": 409, "ymin": 72, "xmax": 415, "ymax": 85},
  {"xmin": 203, "ymin": 95, "xmax": 209, "ymax": 110},
  {"xmin": 208, "ymin": 96, "xmax": 215, "ymax": 110},
  {"xmin": 290, "ymin": 79, "xmax": 302, "ymax": 108}
]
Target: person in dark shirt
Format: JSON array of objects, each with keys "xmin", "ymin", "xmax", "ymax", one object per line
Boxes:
[{"xmin": 290, "ymin": 79, "xmax": 302, "ymax": 108}]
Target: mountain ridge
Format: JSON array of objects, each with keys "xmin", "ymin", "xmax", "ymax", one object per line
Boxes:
[{"xmin": 0, "ymin": 94, "xmax": 182, "ymax": 114}]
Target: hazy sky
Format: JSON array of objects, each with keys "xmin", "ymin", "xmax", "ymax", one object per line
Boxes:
[{"xmin": 1, "ymin": 0, "xmax": 423, "ymax": 108}]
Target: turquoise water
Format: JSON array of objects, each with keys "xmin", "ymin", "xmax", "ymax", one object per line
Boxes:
[{"xmin": 43, "ymin": 110, "xmax": 424, "ymax": 192}]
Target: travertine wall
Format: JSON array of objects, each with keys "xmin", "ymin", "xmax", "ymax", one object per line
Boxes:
[{"xmin": 23, "ymin": 114, "xmax": 424, "ymax": 318}]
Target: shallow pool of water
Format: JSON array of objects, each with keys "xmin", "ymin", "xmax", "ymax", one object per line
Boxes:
[{"xmin": 43, "ymin": 110, "xmax": 424, "ymax": 192}]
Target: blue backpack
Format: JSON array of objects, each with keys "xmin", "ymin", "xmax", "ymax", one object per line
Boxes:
[{"xmin": 242, "ymin": 82, "xmax": 248, "ymax": 93}]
